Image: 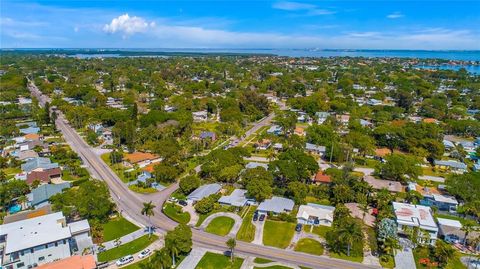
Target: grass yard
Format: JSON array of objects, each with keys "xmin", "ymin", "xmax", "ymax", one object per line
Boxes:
[
  {"xmin": 303, "ymin": 225, "xmax": 332, "ymax": 239},
  {"xmin": 294, "ymin": 238, "xmax": 324, "ymax": 256},
  {"xmin": 205, "ymin": 216, "xmax": 235, "ymax": 236},
  {"xmin": 1, "ymin": 167, "xmax": 21, "ymax": 176},
  {"xmin": 97, "ymin": 235, "xmax": 158, "ymax": 262},
  {"xmin": 195, "ymin": 252, "xmax": 244, "ymax": 269},
  {"xmin": 379, "ymin": 255, "xmax": 395, "ymax": 268},
  {"xmin": 263, "ymin": 220, "xmax": 295, "ymax": 249},
  {"xmin": 129, "ymin": 185, "xmax": 157, "ymax": 194},
  {"xmin": 101, "ymin": 152, "xmax": 133, "ymax": 183},
  {"xmin": 329, "ymin": 252, "xmax": 363, "ymax": 263},
  {"xmin": 163, "ymin": 203, "xmax": 191, "ymax": 224},
  {"xmin": 413, "ymin": 247, "xmax": 466, "ymax": 269},
  {"xmin": 254, "ymin": 257, "xmax": 273, "ymax": 264},
  {"xmin": 102, "ymin": 217, "xmax": 139, "ymax": 242},
  {"xmin": 236, "ymin": 206, "xmax": 256, "ymax": 242}
]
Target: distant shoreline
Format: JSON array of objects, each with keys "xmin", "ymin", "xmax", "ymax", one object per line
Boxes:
[{"xmin": 1, "ymin": 48, "xmax": 479, "ymax": 61}]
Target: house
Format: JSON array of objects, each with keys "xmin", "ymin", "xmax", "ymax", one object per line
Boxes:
[
  {"xmin": 21, "ymin": 157, "xmax": 59, "ymax": 173},
  {"xmin": 26, "ymin": 167, "xmax": 62, "ymax": 185},
  {"xmin": 473, "ymin": 163, "xmax": 480, "ymax": 172},
  {"xmin": 423, "ymin": 118, "xmax": 438, "ymax": 124},
  {"xmin": 294, "ymin": 126, "xmax": 305, "ymax": 136},
  {"xmin": 19, "ymin": 126, "xmax": 40, "ymax": 135},
  {"xmin": 27, "ymin": 183, "xmax": 71, "ymax": 208},
  {"xmin": 366, "ymin": 99, "xmax": 383, "ymax": 106},
  {"xmin": 199, "ymin": 131, "xmax": 217, "ymax": 141},
  {"xmin": 437, "ymin": 218, "xmax": 463, "ymax": 244},
  {"xmin": 256, "ymin": 139, "xmax": 271, "ymax": 150},
  {"xmin": 257, "ymin": 196, "xmax": 294, "ymax": 215},
  {"xmin": 0, "ymin": 212, "xmax": 93, "ymax": 269},
  {"xmin": 296, "ymin": 203, "xmax": 335, "ymax": 227},
  {"xmin": 421, "ymin": 194, "xmax": 458, "ymax": 212},
  {"xmin": 187, "ymin": 183, "xmax": 222, "ymax": 203},
  {"xmin": 312, "ymin": 171, "xmax": 331, "ymax": 185},
  {"xmin": 364, "ymin": 175, "xmax": 403, "ymax": 193},
  {"xmin": 123, "ymin": 152, "xmax": 161, "ymax": 168},
  {"xmin": 392, "ymin": 202, "xmax": 438, "ymax": 245},
  {"xmin": 37, "ymin": 255, "xmax": 96, "ymax": 269},
  {"xmin": 336, "ymin": 114, "xmax": 350, "ymax": 125},
  {"xmin": 192, "ymin": 111, "xmax": 208, "ymax": 122},
  {"xmin": 17, "ymin": 139, "xmax": 44, "ymax": 151},
  {"xmin": 434, "ymin": 160, "xmax": 467, "ymax": 173},
  {"xmin": 374, "ymin": 148, "xmax": 392, "ymax": 161},
  {"xmin": 164, "ymin": 105, "xmax": 177, "ymax": 113},
  {"xmin": 315, "ymin": 112, "xmax": 330, "ymax": 125},
  {"xmin": 266, "ymin": 125, "xmax": 283, "ymax": 136},
  {"xmin": 305, "ymin": 143, "xmax": 326, "ymax": 156},
  {"xmin": 218, "ymin": 189, "xmax": 253, "ymax": 207},
  {"xmin": 359, "ymin": 119, "xmax": 373, "ymax": 128},
  {"xmin": 443, "ymin": 140, "xmax": 455, "ymax": 150},
  {"xmin": 245, "ymin": 162, "xmax": 269, "ymax": 170},
  {"xmin": 16, "ymin": 150, "xmax": 39, "ymax": 161},
  {"xmin": 273, "ymin": 143, "xmax": 283, "ymax": 151},
  {"xmin": 24, "ymin": 133, "xmax": 43, "ymax": 141},
  {"xmin": 345, "ymin": 203, "xmax": 376, "ymax": 227},
  {"xmin": 101, "ymin": 129, "xmax": 112, "ymax": 141}
]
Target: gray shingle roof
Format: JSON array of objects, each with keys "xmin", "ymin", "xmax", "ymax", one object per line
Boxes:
[
  {"xmin": 187, "ymin": 183, "xmax": 221, "ymax": 202},
  {"xmin": 21, "ymin": 157, "xmax": 59, "ymax": 173},
  {"xmin": 434, "ymin": 160, "xmax": 467, "ymax": 170},
  {"xmin": 29, "ymin": 182, "xmax": 71, "ymax": 206},
  {"xmin": 257, "ymin": 196, "xmax": 294, "ymax": 214},
  {"xmin": 218, "ymin": 189, "xmax": 249, "ymax": 207}
]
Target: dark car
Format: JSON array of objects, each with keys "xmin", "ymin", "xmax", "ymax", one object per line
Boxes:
[
  {"xmin": 178, "ymin": 200, "xmax": 188, "ymax": 206},
  {"xmin": 259, "ymin": 214, "xmax": 265, "ymax": 221},
  {"xmin": 313, "ymin": 219, "xmax": 320, "ymax": 225},
  {"xmin": 295, "ymin": 223, "xmax": 302, "ymax": 232},
  {"xmin": 253, "ymin": 213, "xmax": 258, "ymax": 221}
]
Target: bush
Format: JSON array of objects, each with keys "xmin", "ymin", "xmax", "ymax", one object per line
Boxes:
[{"xmin": 194, "ymin": 194, "xmax": 220, "ymax": 214}]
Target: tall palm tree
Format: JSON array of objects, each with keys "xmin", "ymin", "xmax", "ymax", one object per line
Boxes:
[
  {"xmin": 337, "ymin": 220, "xmax": 363, "ymax": 257},
  {"xmin": 141, "ymin": 201, "xmax": 156, "ymax": 237},
  {"xmin": 461, "ymin": 220, "xmax": 475, "ymax": 246},
  {"xmin": 226, "ymin": 238, "xmax": 236, "ymax": 262},
  {"xmin": 434, "ymin": 240, "xmax": 455, "ymax": 266},
  {"xmin": 169, "ymin": 244, "xmax": 179, "ymax": 267}
]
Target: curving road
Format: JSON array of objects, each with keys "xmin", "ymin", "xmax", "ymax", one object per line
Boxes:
[{"xmin": 29, "ymin": 82, "xmax": 377, "ymax": 269}]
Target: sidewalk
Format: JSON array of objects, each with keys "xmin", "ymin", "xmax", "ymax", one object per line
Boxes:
[
  {"xmin": 98, "ymin": 229, "xmax": 147, "ymax": 251},
  {"xmin": 106, "ymin": 239, "xmax": 164, "ymax": 268},
  {"xmin": 176, "ymin": 248, "xmax": 208, "ymax": 269}
]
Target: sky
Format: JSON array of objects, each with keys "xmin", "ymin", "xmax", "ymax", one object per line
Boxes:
[{"xmin": 1, "ymin": 0, "xmax": 480, "ymax": 50}]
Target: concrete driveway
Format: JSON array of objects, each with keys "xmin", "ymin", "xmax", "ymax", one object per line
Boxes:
[
  {"xmin": 252, "ymin": 219, "xmax": 266, "ymax": 245},
  {"xmin": 395, "ymin": 239, "xmax": 416, "ymax": 269}
]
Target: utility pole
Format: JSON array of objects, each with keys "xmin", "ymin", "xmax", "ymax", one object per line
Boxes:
[{"xmin": 329, "ymin": 143, "xmax": 334, "ymax": 163}]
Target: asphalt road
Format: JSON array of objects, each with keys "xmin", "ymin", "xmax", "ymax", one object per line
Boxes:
[{"xmin": 29, "ymin": 82, "xmax": 377, "ymax": 269}]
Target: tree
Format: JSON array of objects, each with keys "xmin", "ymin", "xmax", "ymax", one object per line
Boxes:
[
  {"xmin": 194, "ymin": 194, "xmax": 219, "ymax": 214},
  {"xmin": 179, "ymin": 175, "xmax": 200, "ymax": 195},
  {"xmin": 376, "ymin": 153, "xmax": 421, "ymax": 182},
  {"xmin": 245, "ymin": 178, "xmax": 272, "ymax": 202},
  {"xmin": 287, "ymin": 182, "xmax": 308, "ymax": 204},
  {"xmin": 154, "ymin": 163, "xmax": 179, "ymax": 184},
  {"xmin": 336, "ymin": 218, "xmax": 363, "ymax": 256},
  {"xmin": 109, "ymin": 150, "xmax": 123, "ymax": 164},
  {"xmin": 44, "ymin": 101, "xmax": 51, "ymax": 124},
  {"xmin": 434, "ymin": 240, "xmax": 455, "ymax": 266},
  {"xmin": 226, "ymin": 238, "xmax": 236, "ymax": 262},
  {"xmin": 141, "ymin": 201, "xmax": 156, "ymax": 237},
  {"xmin": 165, "ymin": 224, "xmax": 192, "ymax": 266},
  {"xmin": 461, "ymin": 220, "xmax": 476, "ymax": 246}
]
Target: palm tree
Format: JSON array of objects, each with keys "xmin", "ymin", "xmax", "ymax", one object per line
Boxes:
[
  {"xmin": 141, "ymin": 201, "xmax": 156, "ymax": 237},
  {"xmin": 434, "ymin": 240, "xmax": 455, "ymax": 266},
  {"xmin": 461, "ymin": 220, "xmax": 475, "ymax": 246},
  {"xmin": 337, "ymin": 220, "xmax": 363, "ymax": 256},
  {"xmin": 169, "ymin": 244, "xmax": 179, "ymax": 267},
  {"xmin": 226, "ymin": 238, "xmax": 236, "ymax": 262}
]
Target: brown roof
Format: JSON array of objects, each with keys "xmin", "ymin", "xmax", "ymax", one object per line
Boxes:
[
  {"xmin": 26, "ymin": 167, "xmax": 61, "ymax": 184},
  {"xmin": 423, "ymin": 118, "xmax": 437, "ymax": 124},
  {"xmin": 24, "ymin": 133, "xmax": 41, "ymax": 140},
  {"xmin": 364, "ymin": 175, "xmax": 403, "ymax": 192},
  {"xmin": 375, "ymin": 148, "xmax": 392, "ymax": 157},
  {"xmin": 143, "ymin": 163, "xmax": 156, "ymax": 173},
  {"xmin": 313, "ymin": 171, "xmax": 332, "ymax": 183},
  {"xmin": 37, "ymin": 255, "xmax": 96, "ymax": 269},
  {"xmin": 124, "ymin": 152, "xmax": 160, "ymax": 164}
]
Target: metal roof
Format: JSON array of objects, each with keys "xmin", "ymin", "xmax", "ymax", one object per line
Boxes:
[
  {"xmin": 21, "ymin": 157, "xmax": 59, "ymax": 173},
  {"xmin": 29, "ymin": 182, "xmax": 71, "ymax": 206},
  {"xmin": 218, "ymin": 189, "xmax": 249, "ymax": 207},
  {"xmin": 257, "ymin": 196, "xmax": 294, "ymax": 214},
  {"xmin": 187, "ymin": 183, "xmax": 221, "ymax": 201}
]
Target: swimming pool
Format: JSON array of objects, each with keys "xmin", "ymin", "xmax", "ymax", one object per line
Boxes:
[{"xmin": 9, "ymin": 204, "xmax": 21, "ymax": 214}]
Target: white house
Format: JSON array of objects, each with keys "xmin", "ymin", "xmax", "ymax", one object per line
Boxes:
[
  {"xmin": 296, "ymin": 203, "xmax": 335, "ymax": 227},
  {"xmin": 192, "ymin": 111, "xmax": 208, "ymax": 122},
  {"xmin": 392, "ymin": 202, "xmax": 438, "ymax": 245},
  {"xmin": 0, "ymin": 212, "xmax": 93, "ymax": 269}
]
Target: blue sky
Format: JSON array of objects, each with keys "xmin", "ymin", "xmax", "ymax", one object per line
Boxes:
[{"xmin": 1, "ymin": 0, "xmax": 479, "ymax": 49}]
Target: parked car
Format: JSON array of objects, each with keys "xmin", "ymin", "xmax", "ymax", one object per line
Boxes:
[
  {"xmin": 259, "ymin": 214, "xmax": 265, "ymax": 221},
  {"xmin": 168, "ymin": 197, "xmax": 178, "ymax": 203},
  {"xmin": 253, "ymin": 213, "xmax": 258, "ymax": 221},
  {"xmin": 178, "ymin": 200, "xmax": 188, "ymax": 206},
  {"xmin": 97, "ymin": 246, "xmax": 106, "ymax": 253},
  {"xmin": 138, "ymin": 248, "xmax": 151, "ymax": 259},
  {"xmin": 116, "ymin": 255, "xmax": 134, "ymax": 266},
  {"xmin": 295, "ymin": 223, "xmax": 302, "ymax": 232}
]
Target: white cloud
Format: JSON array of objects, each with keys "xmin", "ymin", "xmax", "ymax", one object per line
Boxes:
[
  {"xmin": 273, "ymin": 1, "xmax": 335, "ymax": 15},
  {"xmin": 103, "ymin": 14, "xmax": 155, "ymax": 37},
  {"xmin": 387, "ymin": 12, "xmax": 404, "ymax": 19}
]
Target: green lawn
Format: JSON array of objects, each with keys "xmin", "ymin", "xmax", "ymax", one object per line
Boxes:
[
  {"xmin": 236, "ymin": 206, "xmax": 256, "ymax": 242},
  {"xmin": 100, "ymin": 152, "xmax": 134, "ymax": 183},
  {"xmin": 294, "ymin": 238, "xmax": 324, "ymax": 256},
  {"xmin": 102, "ymin": 217, "xmax": 139, "ymax": 242},
  {"xmin": 379, "ymin": 255, "xmax": 395, "ymax": 269},
  {"xmin": 329, "ymin": 252, "xmax": 363, "ymax": 263},
  {"xmin": 1, "ymin": 167, "xmax": 21, "ymax": 176},
  {"xmin": 129, "ymin": 185, "xmax": 157, "ymax": 194},
  {"xmin": 205, "ymin": 216, "xmax": 235, "ymax": 236},
  {"xmin": 253, "ymin": 257, "xmax": 273, "ymax": 264},
  {"xmin": 303, "ymin": 225, "xmax": 332, "ymax": 239},
  {"xmin": 195, "ymin": 252, "xmax": 244, "ymax": 269},
  {"xmin": 97, "ymin": 235, "xmax": 158, "ymax": 262},
  {"xmin": 413, "ymin": 247, "xmax": 466, "ymax": 269},
  {"xmin": 163, "ymin": 203, "xmax": 191, "ymax": 224},
  {"xmin": 263, "ymin": 220, "xmax": 295, "ymax": 249}
]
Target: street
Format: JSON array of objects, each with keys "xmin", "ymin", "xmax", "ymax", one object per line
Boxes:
[{"xmin": 29, "ymin": 82, "xmax": 378, "ymax": 269}]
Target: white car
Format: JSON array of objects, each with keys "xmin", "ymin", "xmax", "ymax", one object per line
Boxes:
[
  {"xmin": 138, "ymin": 248, "xmax": 151, "ymax": 259},
  {"xmin": 116, "ymin": 255, "xmax": 134, "ymax": 266},
  {"xmin": 168, "ymin": 197, "xmax": 178, "ymax": 203}
]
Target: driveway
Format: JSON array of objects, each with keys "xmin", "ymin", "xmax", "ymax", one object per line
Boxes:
[
  {"xmin": 252, "ymin": 219, "xmax": 266, "ymax": 245},
  {"xmin": 182, "ymin": 203, "xmax": 199, "ymax": 226},
  {"xmin": 354, "ymin": 167, "xmax": 374, "ymax": 176},
  {"xmin": 176, "ymin": 248, "xmax": 208, "ymax": 269},
  {"xmin": 419, "ymin": 175, "xmax": 445, "ymax": 183},
  {"xmin": 200, "ymin": 212, "xmax": 243, "ymax": 237},
  {"xmin": 394, "ymin": 239, "xmax": 416, "ymax": 269}
]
